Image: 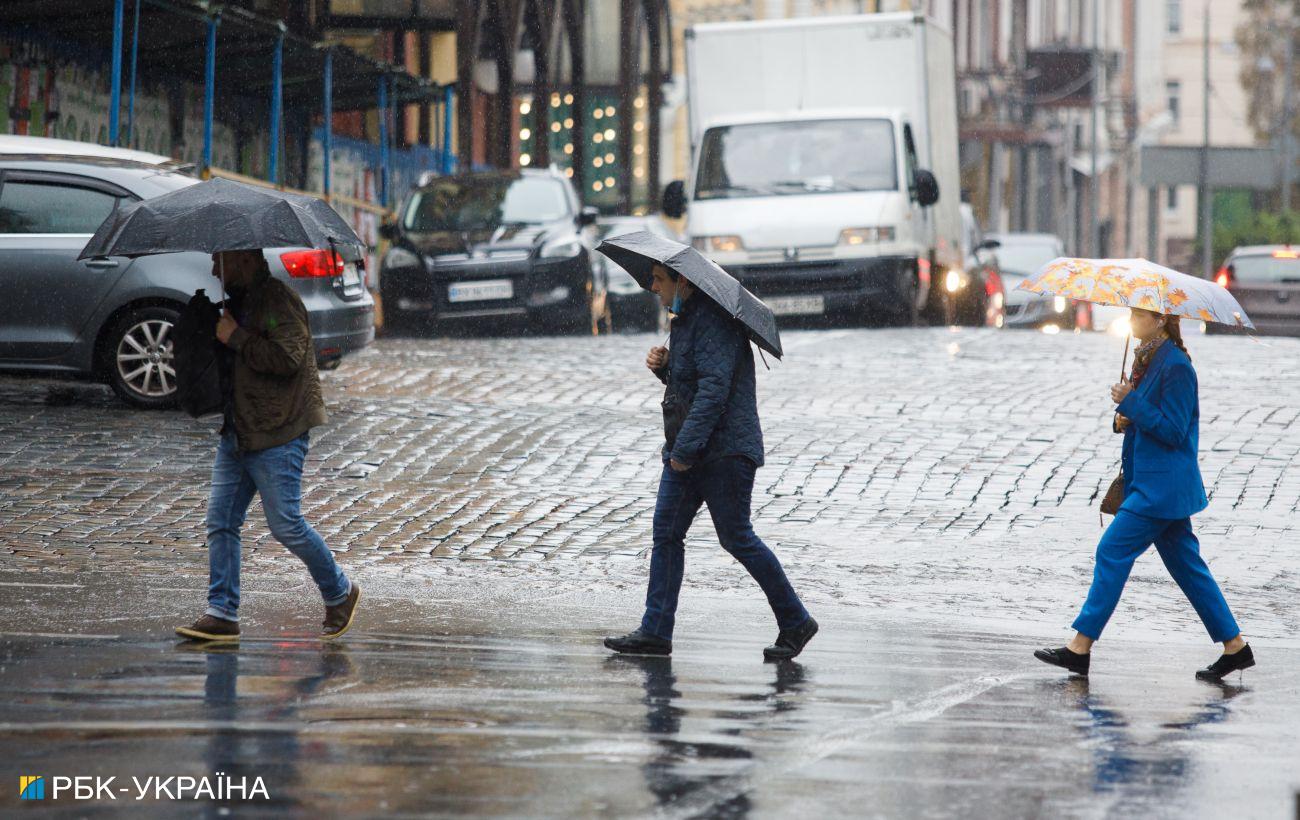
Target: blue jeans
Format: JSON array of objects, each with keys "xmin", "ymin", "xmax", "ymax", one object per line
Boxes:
[
  {"xmin": 205, "ymin": 431, "xmax": 351, "ymax": 622},
  {"xmin": 640, "ymin": 457, "xmax": 810, "ymax": 640},
  {"xmin": 1073, "ymin": 510, "xmax": 1239, "ymax": 643}
]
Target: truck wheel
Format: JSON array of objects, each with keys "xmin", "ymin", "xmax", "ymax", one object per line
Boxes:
[
  {"xmin": 105, "ymin": 306, "xmax": 180, "ymax": 409},
  {"xmin": 883, "ymin": 269, "xmax": 919, "ymax": 327}
]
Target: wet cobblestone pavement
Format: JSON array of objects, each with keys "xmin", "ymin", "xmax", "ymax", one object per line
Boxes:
[{"xmin": 2, "ymin": 327, "xmax": 1299, "ymax": 816}]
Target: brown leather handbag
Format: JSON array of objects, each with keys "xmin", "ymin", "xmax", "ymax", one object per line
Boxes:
[{"xmin": 1100, "ymin": 473, "xmax": 1125, "ymax": 516}]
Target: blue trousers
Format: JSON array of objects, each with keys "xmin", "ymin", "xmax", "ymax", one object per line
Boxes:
[
  {"xmin": 205, "ymin": 431, "xmax": 351, "ymax": 621},
  {"xmin": 1073, "ymin": 509, "xmax": 1239, "ymax": 643},
  {"xmin": 640, "ymin": 457, "xmax": 809, "ymax": 640}
]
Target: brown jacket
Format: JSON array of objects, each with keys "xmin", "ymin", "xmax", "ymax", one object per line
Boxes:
[{"xmin": 225, "ymin": 271, "xmax": 326, "ymax": 451}]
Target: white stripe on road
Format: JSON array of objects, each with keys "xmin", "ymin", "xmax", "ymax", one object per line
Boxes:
[
  {"xmin": 649, "ymin": 672, "xmax": 1032, "ymax": 820},
  {"xmin": 0, "ymin": 581, "xmax": 83, "ymax": 588},
  {"xmin": 0, "ymin": 632, "xmax": 119, "ymax": 640}
]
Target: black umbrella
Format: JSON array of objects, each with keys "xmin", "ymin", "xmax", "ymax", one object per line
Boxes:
[
  {"xmin": 78, "ymin": 177, "xmax": 363, "ymax": 261},
  {"xmin": 597, "ymin": 230, "xmax": 782, "ymax": 359}
]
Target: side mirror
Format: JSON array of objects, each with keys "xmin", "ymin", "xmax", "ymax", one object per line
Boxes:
[
  {"xmin": 378, "ymin": 222, "xmax": 398, "ymax": 241},
  {"xmin": 914, "ymin": 169, "xmax": 940, "ymax": 208},
  {"xmin": 577, "ymin": 206, "xmax": 599, "ymax": 227},
  {"xmin": 662, "ymin": 180, "xmax": 687, "ymax": 219},
  {"xmin": 977, "ymin": 238, "xmax": 1001, "ymax": 251}
]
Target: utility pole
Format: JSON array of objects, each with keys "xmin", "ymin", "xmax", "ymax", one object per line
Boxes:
[
  {"xmin": 1088, "ymin": 0, "xmax": 1101, "ymax": 257},
  {"xmin": 1282, "ymin": 18, "xmax": 1295, "ymax": 211},
  {"xmin": 1199, "ymin": 0, "xmax": 1213, "ymax": 278}
]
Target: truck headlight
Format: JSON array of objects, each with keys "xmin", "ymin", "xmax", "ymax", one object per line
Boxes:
[
  {"xmin": 383, "ymin": 246, "xmax": 422, "ymax": 270},
  {"xmin": 839, "ymin": 226, "xmax": 896, "ymax": 245},
  {"xmin": 541, "ymin": 238, "xmax": 584, "ymax": 259},
  {"xmin": 691, "ymin": 235, "xmax": 744, "ymax": 253}
]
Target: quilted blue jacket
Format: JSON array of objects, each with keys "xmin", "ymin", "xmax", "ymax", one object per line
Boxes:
[{"xmin": 656, "ymin": 293, "xmax": 764, "ymax": 467}]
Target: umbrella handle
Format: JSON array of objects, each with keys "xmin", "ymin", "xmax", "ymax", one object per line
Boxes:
[{"xmin": 1120, "ymin": 333, "xmax": 1130, "ymax": 382}]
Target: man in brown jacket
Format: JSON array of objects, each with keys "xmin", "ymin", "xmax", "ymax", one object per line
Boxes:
[{"xmin": 176, "ymin": 249, "xmax": 360, "ymax": 642}]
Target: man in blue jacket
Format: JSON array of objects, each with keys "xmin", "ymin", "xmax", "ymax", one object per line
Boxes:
[{"xmin": 604, "ymin": 265, "xmax": 817, "ymax": 660}]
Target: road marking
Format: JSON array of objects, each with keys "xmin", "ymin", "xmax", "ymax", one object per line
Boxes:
[
  {"xmin": 0, "ymin": 632, "xmax": 119, "ymax": 640},
  {"xmin": 650, "ymin": 672, "xmax": 1031, "ymax": 820},
  {"xmin": 0, "ymin": 581, "xmax": 82, "ymax": 588}
]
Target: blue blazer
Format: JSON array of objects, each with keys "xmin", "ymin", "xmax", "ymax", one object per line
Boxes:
[{"xmin": 1115, "ymin": 342, "xmax": 1208, "ymax": 519}]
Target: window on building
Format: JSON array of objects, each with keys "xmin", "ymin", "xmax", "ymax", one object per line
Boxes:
[
  {"xmin": 1166, "ymin": 186, "xmax": 1179, "ymax": 211},
  {"xmin": 1167, "ymin": 81, "xmax": 1181, "ymax": 125},
  {"xmin": 1167, "ymin": 0, "xmax": 1181, "ymax": 35}
]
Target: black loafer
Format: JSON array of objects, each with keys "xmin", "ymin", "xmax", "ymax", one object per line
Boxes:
[
  {"xmin": 1196, "ymin": 644, "xmax": 1255, "ymax": 681},
  {"xmin": 1034, "ymin": 646, "xmax": 1090, "ymax": 676},
  {"xmin": 604, "ymin": 629, "xmax": 672, "ymax": 656},
  {"xmin": 764, "ymin": 616, "xmax": 819, "ymax": 661}
]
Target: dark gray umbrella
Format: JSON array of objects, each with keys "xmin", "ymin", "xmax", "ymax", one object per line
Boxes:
[
  {"xmin": 596, "ymin": 230, "xmax": 782, "ymax": 359},
  {"xmin": 78, "ymin": 177, "xmax": 363, "ymax": 260}
]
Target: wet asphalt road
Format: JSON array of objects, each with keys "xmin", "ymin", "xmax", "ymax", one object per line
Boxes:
[{"xmin": 2, "ymin": 326, "xmax": 1300, "ymax": 817}]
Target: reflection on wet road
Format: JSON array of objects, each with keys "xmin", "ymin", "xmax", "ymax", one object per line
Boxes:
[{"xmin": 2, "ymin": 582, "xmax": 1296, "ymax": 817}]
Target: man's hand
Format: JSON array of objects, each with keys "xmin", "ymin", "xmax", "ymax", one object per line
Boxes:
[
  {"xmin": 669, "ymin": 458, "xmax": 691, "ymax": 472},
  {"xmin": 216, "ymin": 310, "xmax": 239, "ymax": 346},
  {"xmin": 646, "ymin": 345, "xmax": 668, "ymax": 372},
  {"xmin": 1110, "ymin": 379, "xmax": 1133, "ymax": 404}
]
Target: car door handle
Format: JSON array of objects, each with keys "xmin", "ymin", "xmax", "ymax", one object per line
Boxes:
[{"xmin": 83, "ymin": 258, "xmax": 119, "ymax": 269}]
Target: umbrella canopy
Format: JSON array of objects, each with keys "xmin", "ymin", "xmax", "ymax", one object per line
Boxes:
[
  {"xmin": 597, "ymin": 230, "xmax": 783, "ymax": 359},
  {"xmin": 1018, "ymin": 257, "xmax": 1253, "ymax": 329},
  {"xmin": 78, "ymin": 177, "xmax": 363, "ymax": 260}
]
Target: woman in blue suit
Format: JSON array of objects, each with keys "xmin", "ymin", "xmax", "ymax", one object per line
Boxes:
[{"xmin": 1035, "ymin": 308, "xmax": 1254, "ymax": 680}]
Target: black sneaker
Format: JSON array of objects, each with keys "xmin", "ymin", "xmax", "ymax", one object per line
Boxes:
[
  {"xmin": 603, "ymin": 629, "xmax": 672, "ymax": 656},
  {"xmin": 1034, "ymin": 646, "xmax": 1090, "ymax": 676},
  {"xmin": 1196, "ymin": 644, "xmax": 1255, "ymax": 681},
  {"xmin": 764, "ymin": 616, "xmax": 818, "ymax": 661},
  {"xmin": 175, "ymin": 614, "xmax": 240, "ymax": 642}
]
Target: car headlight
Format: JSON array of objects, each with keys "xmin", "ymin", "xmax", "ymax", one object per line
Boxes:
[
  {"xmin": 691, "ymin": 235, "xmax": 744, "ymax": 253},
  {"xmin": 945, "ymin": 269, "xmax": 964, "ymax": 293},
  {"xmin": 1053, "ymin": 296, "xmax": 1068, "ymax": 313},
  {"xmin": 839, "ymin": 226, "xmax": 896, "ymax": 245},
  {"xmin": 541, "ymin": 238, "xmax": 584, "ymax": 259},
  {"xmin": 383, "ymin": 246, "xmax": 422, "ymax": 270}
]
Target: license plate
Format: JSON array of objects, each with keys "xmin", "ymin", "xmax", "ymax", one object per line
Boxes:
[
  {"xmin": 341, "ymin": 263, "xmax": 361, "ymax": 287},
  {"xmin": 766, "ymin": 295, "xmax": 824, "ymax": 316},
  {"xmin": 448, "ymin": 279, "xmax": 514, "ymax": 303}
]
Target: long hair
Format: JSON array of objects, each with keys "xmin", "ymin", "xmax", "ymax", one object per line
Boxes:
[{"xmin": 1163, "ymin": 315, "xmax": 1190, "ymax": 360}]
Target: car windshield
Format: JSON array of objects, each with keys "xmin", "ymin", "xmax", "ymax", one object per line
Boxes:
[
  {"xmin": 995, "ymin": 240, "xmax": 1061, "ymax": 278},
  {"xmin": 1231, "ymin": 253, "xmax": 1300, "ymax": 283},
  {"xmin": 600, "ymin": 220, "xmax": 671, "ymax": 241},
  {"xmin": 404, "ymin": 177, "xmax": 569, "ymax": 232},
  {"xmin": 695, "ymin": 119, "xmax": 897, "ymax": 200}
]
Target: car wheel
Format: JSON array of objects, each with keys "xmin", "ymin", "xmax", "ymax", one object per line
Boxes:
[
  {"xmin": 106, "ymin": 306, "xmax": 179, "ymax": 409},
  {"xmin": 883, "ymin": 267, "xmax": 920, "ymax": 327}
]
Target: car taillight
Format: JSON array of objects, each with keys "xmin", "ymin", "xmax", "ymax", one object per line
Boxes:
[
  {"xmin": 1215, "ymin": 266, "xmax": 1232, "ymax": 288},
  {"xmin": 280, "ymin": 249, "xmax": 344, "ymax": 278}
]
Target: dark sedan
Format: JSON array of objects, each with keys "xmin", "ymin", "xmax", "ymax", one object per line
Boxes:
[{"xmin": 379, "ymin": 169, "xmax": 604, "ymax": 334}]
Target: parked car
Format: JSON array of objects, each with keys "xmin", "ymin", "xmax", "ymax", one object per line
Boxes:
[
  {"xmin": 989, "ymin": 232, "xmax": 1087, "ymax": 330},
  {"xmin": 949, "ymin": 203, "xmax": 1005, "ymax": 326},
  {"xmin": 379, "ymin": 168, "xmax": 604, "ymax": 334},
  {"xmin": 596, "ymin": 215, "xmax": 678, "ymax": 332},
  {"xmin": 1210, "ymin": 245, "xmax": 1300, "ymax": 336},
  {"xmin": 0, "ymin": 135, "xmax": 374, "ymax": 408}
]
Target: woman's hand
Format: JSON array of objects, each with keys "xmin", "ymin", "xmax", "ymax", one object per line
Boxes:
[
  {"xmin": 646, "ymin": 345, "xmax": 668, "ymax": 372},
  {"xmin": 1111, "ymin": 380, "xmax": 1133, "ymax": 404},
  {"xmin": 1115, "ymin": 413, "xmax": 1131, "ymax": 432}
]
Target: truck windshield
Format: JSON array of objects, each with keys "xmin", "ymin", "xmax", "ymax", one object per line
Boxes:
[
  {"xmin": 404, "ymin": 177, "xmax": 570, "ymax": 232},
  {"xmin": 695, "ymin": 119, "xmax": 896, "ymax": 200}
]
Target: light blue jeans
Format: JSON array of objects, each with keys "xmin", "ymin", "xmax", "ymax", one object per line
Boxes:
[{"xmin": 205, "ymin": 431, "xmax": 350, "ymax": 621}]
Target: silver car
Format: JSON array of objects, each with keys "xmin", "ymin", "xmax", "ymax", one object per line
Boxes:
[
  {"xmin": 1209, "ymin": 245, "xmax": 1300, "ymax": 337},
  {"xmin": 595, "ymin": 215, "xmax": 679, "ymax": 332},
  {"xmin": 988, "ymin": 232, "xmax": 1081, "ymax": 330},
  {"xmin": 0, "ymin": 136, "xmax": 374, "ymax": 408}
]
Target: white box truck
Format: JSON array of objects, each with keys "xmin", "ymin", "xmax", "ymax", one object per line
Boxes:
[{"xmin": 663, "ymin": 12, "xmax": 963, "ymax": 324}]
